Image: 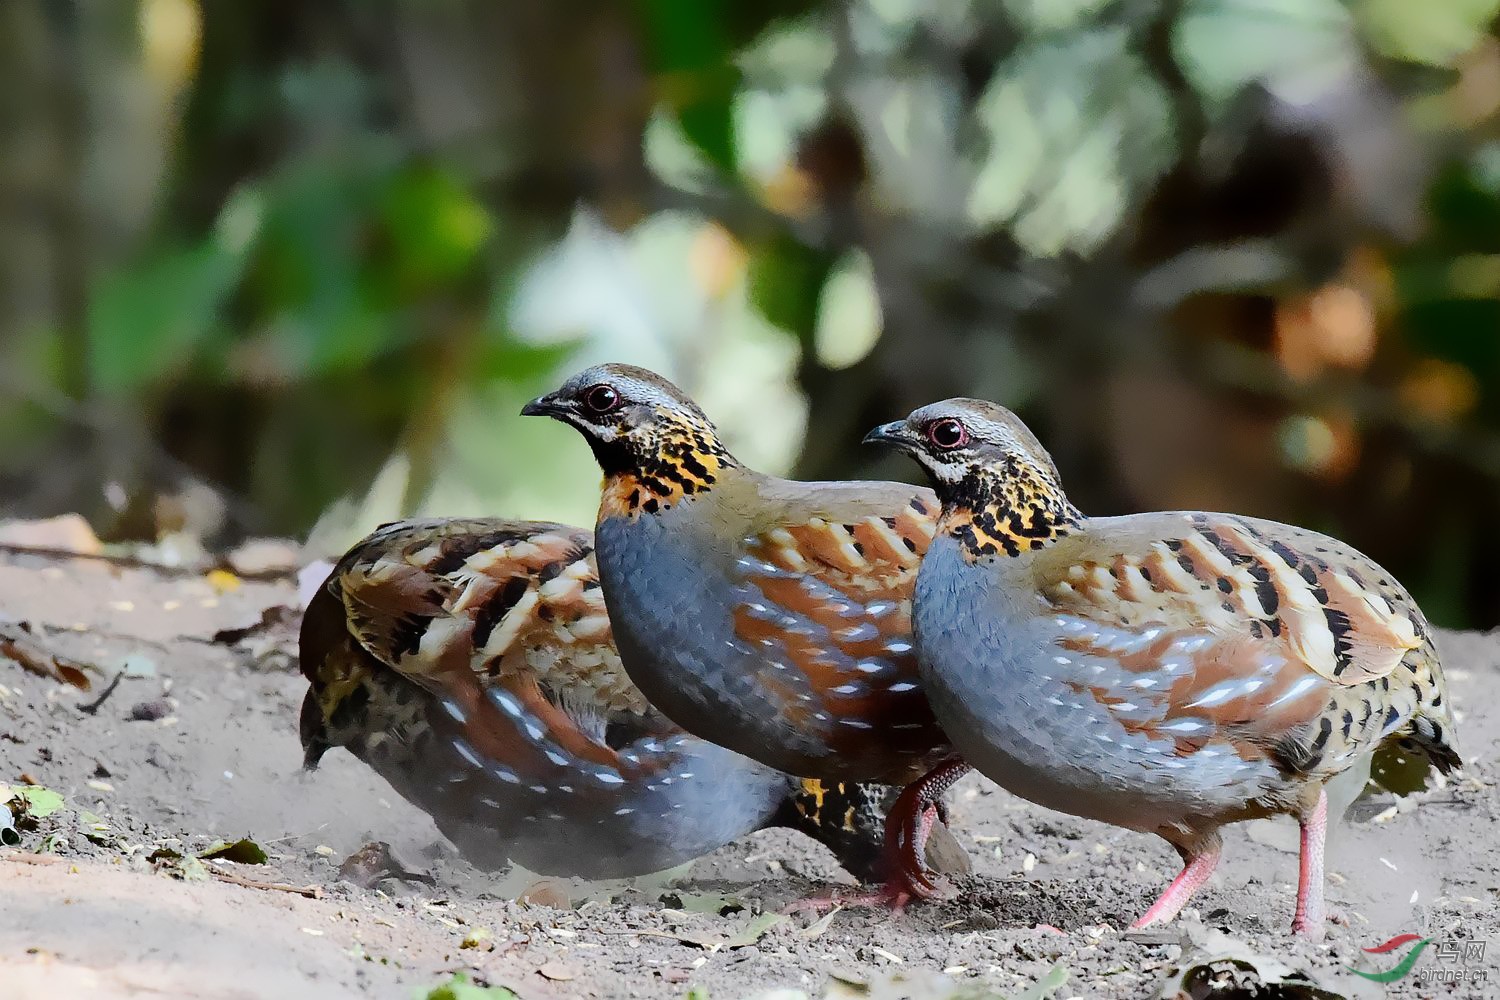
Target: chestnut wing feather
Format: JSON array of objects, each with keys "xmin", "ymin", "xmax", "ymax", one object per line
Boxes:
[
  {"xmin": 729, "ymin": 488, "xmax": 948, "ymax": 769},
  {"xmin": 316, "ymin": 518, "xmax": 671, "ymax": 779},
  {"xmin": 331, "ymin": 518, "xmax": 652, "ymax": 725},
  {"xmin": 1032, "ymin": 512, "xmax": 1443, "ymax": 776}
]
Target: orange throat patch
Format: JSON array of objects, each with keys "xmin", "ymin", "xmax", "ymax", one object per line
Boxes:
[{"xmin": 598, "ymin": 422, "xmax": 735, "ymax": 518}]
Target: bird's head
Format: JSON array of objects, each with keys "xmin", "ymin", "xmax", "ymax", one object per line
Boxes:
[
  {"xmin": 524, "ymin": 363, "xmax": 737, "ymax": 515},
  {"xmin": 864, "ymin": 399, "xmax": 1080, "ymax": 558}
]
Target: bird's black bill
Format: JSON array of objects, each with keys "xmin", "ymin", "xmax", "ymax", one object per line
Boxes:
[
  {"xmin": 521, "ymin": 395, "xmax": 567, "ymax": 418},
  {"xmin": 862, "ymin": 421, "xmax": 917, "ymax": 450}
]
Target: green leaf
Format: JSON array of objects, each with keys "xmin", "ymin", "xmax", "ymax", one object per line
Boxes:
[
  {"xmin": 471, "ymin": 339, "xmax": 582, "ymax": 385},
  {"xmin": 379, "ymin": 166, "xmax": 492, "ymax": 288},
  {"xmin": 76, "ymin": 810, "xmax": 112, "ymax": 846},
  {"xmin": 676, "ymin": 89, "xmax": 740, "ymax": 175},
  {"xmin": 87, "ymin": 241, "xmax": 245, "ymax": 393},
  {"xmin": 247, "ymin": 155, "xmax": 409, "ymax": 377},
  {"xmin": 637, "ymin": 0, "xmax": 741, "ymax": 172},
  {"xmin": 1401, "ymin": 299, "xmax": 1500, "ymax": 374},
  {"xmin": 16, "ymin": 786, "xmax": 64, "ymax": 819},
  {"xmin": 1425, "ymin": 164, "xmax": 1500, "ymax": 254},
  {"xmin": 166, "ymin": 854, "xmax": 210, "ymax": 882},
  {"xmin": 421, "ymin": 972, "xmax": 517, "ymax": 1000},
  {"xmin": 814, "ymin": 251, "xmax": 883, "ymax": 370},
  {"xmin": 726, "ymin": 912, "xmax": 785, "ymax": 949},
  {"xmin": 151, "ymin": 847, "xmax": 210, "ymax": 882},
  {"xmin": 1017, "ymin": 964, "xmax": 1069, "ymax": 1000},
  {"xmin": 1175, "ymin": 0, "xmax": 1356, "ymax": 106},
  {"xmin": 661, "ymin": 889, "xmax": 746, "ymax": 916},
  {"xmin": 747, "ymin": 235, "xmax": 836, "ymax": 342},
  {"xmin": 200, "ymin": 837, "xmax": 269, "ymax": 865},
  {"xmin": 1358, "ymin": 0, "xmax": 1500, "ymax": 66}
]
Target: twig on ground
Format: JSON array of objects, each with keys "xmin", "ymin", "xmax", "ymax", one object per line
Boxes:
[
  {"xmin": 0, "ymin": 543, "xmax": 296, "ymax": 581},
  {"xmin": 77, "ymin": 670, "xmax": 126, "ymax": 715},
  {"xmin": 2, "ymin": 851, "xmax": 63, "ymax": 866},
  {"xmin": 206, "ymin": 862, "xmax": 322, "ymax": 899}
]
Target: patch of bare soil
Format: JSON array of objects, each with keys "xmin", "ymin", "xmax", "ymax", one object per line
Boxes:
[{"xmin": 0, "ymin": 546, "xmax": 1496, "ymax": 999}]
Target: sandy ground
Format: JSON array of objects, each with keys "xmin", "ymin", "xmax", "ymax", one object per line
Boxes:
[{"xmin": 0, "ymin": 544, "xmax": 1496, "ymax": 1000}]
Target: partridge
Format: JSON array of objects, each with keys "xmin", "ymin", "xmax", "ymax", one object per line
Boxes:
[
  {"xmin": 300, "ymin": 517, "xmax": 898, "ymax": 880},
  {"xmin": 523, "ymin": 365, "xmax": 968, "ymax": 902},
  {"xmin": 867, "ymin": 399, "xmax": 1461, "ymax": 935}
]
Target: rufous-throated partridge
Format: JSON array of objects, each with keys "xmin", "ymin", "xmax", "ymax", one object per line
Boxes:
[
  {"xmin": 867, "ymin": 399, "xmax": 1461, "ymax": 935},
  {"xmin": 523, "ymin": 365, "xmax": 967, "ymax": 903},
  {"xmin": 300, "ymin": 517, "xmax": 903, "ymax": 880}
]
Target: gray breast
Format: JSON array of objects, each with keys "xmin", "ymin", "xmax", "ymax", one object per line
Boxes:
[{"xmin": 594, "ymin": 512, "xmax": 839, "ymax": 772}]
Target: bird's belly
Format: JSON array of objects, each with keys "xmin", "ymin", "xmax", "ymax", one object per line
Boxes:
[
  {"xmin": 916, "ymin": 609, "xmax": 1278, "ymax": 831},
  {"xmin": 928, "ymin": 675, "xmax": 1174, "ymax": 829},
  {"xmin": 349, "ymin": 689, "xmax": 792, "ymax": 878}
]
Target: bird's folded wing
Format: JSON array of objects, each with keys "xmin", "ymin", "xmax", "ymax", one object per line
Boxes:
[
  {"xmin": 1029, "ymin": 511, "xmax": 1430, "ymax": 761},
  {"xmin": 728, "ymin": 486, "xmax": 944, "ymax": 751},
  {"xmin": 318, "ymin": 519, "xmax": 663, "ymax": 764}
]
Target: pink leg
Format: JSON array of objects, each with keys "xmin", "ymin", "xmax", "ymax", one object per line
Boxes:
[
  {"xmin": 1291, "ymin": 789, "xmax": 1327, "ymax": 937},
  {"xmin": 1130, "ymin": 844, "xmax": 1221, "ymax": 929},
  {"xmin": 878, "ymin": 756, "xmax": 970, "ymax": 908},
  {"xmin": 787, "ymin": 802, "xmax": 942, "ymax": 914}
]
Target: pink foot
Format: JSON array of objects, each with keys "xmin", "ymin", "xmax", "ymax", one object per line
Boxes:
[
  {"xmin": 880, "ymin": 757, "xmax": 970, "ymax": 906},
  {"xmin": 782, "ymin": 883, "xmax": 914, "ymax": 916},
  {"xmin": 1130, "ymin": 844, "xmax": 1222, "ymax": 930}
]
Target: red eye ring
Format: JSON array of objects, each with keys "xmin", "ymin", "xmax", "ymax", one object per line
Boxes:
[
  {"xmin": 583, "ymin": 384, "xmax": 622, "ymax": 414},
  {"xmin": 926, "ymin": 418, "xmax": 968, "ymax": 450}
]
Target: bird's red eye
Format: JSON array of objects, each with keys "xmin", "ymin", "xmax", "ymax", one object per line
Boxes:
[
  {"xmin": 583, "ymin": 384, "xmax": 621, "ymax": 414},
  {"xmin": 926, "ymin": 418, "xmax": 968, "ymax": 450}
]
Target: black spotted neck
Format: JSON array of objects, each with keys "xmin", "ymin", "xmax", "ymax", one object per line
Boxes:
[
  {"xmin": 935, "ymin": 456, "xmax": 1081, "ymax": 559},
  {"xmin": 598, "ymin": 412, "xmax": 740, "ymax": 518}
]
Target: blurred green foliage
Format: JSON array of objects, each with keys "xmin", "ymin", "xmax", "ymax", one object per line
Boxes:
[{"xmin": 1, "ymin": 0, "xmax": 1499, "ymax": 627}]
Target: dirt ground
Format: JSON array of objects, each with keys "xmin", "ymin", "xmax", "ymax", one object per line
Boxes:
[{"xmin": 0, "ymin": 543, "xmax": 1496, "ymax": 1000}]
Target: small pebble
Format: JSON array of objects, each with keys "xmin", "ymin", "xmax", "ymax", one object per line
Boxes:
[{"xmin": 129, "ymin": 699, "xmax": 172, "ymax": 722}]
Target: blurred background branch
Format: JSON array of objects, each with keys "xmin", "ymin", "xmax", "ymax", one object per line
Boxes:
[{"xmin": 1, "ymin": 0, "xmax": 1498, "ymax": 627}]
